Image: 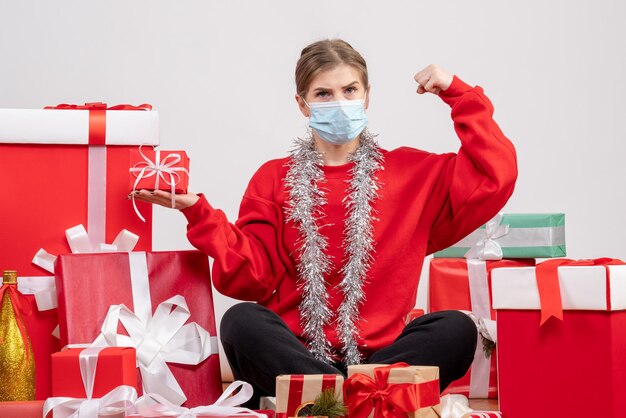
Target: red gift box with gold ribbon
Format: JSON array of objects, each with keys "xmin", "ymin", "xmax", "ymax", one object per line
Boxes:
[
  {"xmin": 429, "ymin": 258, "xmax": 535, "ymax": 399},
  {"xmin": 0, "ymin": 103, "xmax": 158, "ymax": 399},
  {"xmin": 491, "ymin": 258, "xmax": 626, "ymax": 418}
]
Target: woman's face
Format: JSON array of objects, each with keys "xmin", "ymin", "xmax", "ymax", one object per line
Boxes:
[{"xmin": 296, "ymin": 64, "xmax": 369, "ymax": 117}]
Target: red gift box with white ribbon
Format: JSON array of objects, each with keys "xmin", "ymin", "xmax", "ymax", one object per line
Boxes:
[
  {"xmin": 54, "ymin": 250, "xmax": 222, "ymax": 407},
  {"xmin": 51, "ymin": 347, "xmax": 139, "ymax": 399},
  {"xmin": 429, "ymin": 258, "xmax": 535, "ymax": 398},
  {"xmin": 129, "ymin": 148, "xmax": 189, "ymax": 195},
  {"xmin": 0, "ymin": 103, "xmax": 158, "ymax": 399},
  {"xmin": 492, "ymin": 259, "xmax": 626, "ymax": 418},
  {"xmin": 129, "ymin": 147, "xmax": 190, "ymax": 222}
]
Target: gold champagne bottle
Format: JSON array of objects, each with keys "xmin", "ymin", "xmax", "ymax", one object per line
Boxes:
[{"xmin": 0, "ymin": 270, "xmax": 36, "ymax": 401}]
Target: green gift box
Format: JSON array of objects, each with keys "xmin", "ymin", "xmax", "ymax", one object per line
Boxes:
[{"xmin": 434, "ymin": 213, "xmax": 566, "ymax": 259}]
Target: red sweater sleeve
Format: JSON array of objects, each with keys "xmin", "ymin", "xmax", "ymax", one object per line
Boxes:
[
  {"xmin": 181, "ymin": 162, "xmax": 291, "ymax": 301},
  {"xmin": 426, "ymin": 75, "xmax": 518, "ymax": 254}
]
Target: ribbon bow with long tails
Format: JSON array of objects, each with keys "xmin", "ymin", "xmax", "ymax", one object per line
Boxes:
[
  {"xmin": 92, "ymin": 294, "xmax": 217, "ymax": 406},
  {"xmin": 129, "ymin": 146, "xmax": 189, "ymax": 222},
  {"xmin": 464, "ymin": 213, "xmax": 510, "ymax": 260},
  {"xmin": 344, "ymin": 363, "xmax": 440, "ymax": 418},
  {"xmin": 135, "ymin": 380, "xmax": 268, "ymax": 418}
]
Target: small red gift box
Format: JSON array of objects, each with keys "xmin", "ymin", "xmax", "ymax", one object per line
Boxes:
[
  {"xmin": 55, "ymin": 250, "xmax": 222, "ymax": 407},
  {"xmin": 0, "ymin": 104, "xmax": 157, "ymax": 399},
  {"xmin": 492, "ymin": 259, "xmax": 626, "ymax": 418},
  {"xmin": 429, "ymin": 258, "xmax": 535, "ymax": 398},
  {"xmin": 51, "ymin": 347, "xmax": 139, "ymax": 398},
  {"xmin": 129, "ymin": 148, "xmax": 190, "ymax": 194}
]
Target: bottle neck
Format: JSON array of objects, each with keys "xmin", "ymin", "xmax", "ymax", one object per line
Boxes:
[{"xmin": 2, "ymin": 271, "xmax": 18, "ymax": 285}]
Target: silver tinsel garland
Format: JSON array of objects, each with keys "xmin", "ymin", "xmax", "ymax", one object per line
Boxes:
[{"xmin": 284, "ymin": 129, "xmax": 384, "ymax": 366}]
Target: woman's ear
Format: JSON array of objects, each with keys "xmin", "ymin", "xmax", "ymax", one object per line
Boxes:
[
  {"xmin": 295, "ymin": 94, "xmax": 310, "ymax": 117},
  {"xmin": 364, "ymin": 85, "xmax": 371, "ymax": 110}
]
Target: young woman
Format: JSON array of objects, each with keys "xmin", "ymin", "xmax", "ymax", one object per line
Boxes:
[{"xmin": 134, "ymin": 39, "xmax": 517, "ymax": 405}]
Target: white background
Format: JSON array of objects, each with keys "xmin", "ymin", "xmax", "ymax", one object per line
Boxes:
[{"xmin": 2, "ymin": 1, "xmax": 625, "ymax": 379}]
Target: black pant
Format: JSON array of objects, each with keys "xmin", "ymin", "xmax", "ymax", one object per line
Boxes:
[{"xmin": 220, "ymin": 303, "xmax": 477, "ymax": 408}]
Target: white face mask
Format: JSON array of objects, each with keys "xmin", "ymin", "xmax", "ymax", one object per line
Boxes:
[{"xmin": 305, "ymin": 99, "xmax": 368, "ymax": 145}]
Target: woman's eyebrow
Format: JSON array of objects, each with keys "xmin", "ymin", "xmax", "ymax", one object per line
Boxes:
[
  {"xmin": 312, "ymin": 81, "xmax": 360, "ymax": 92},
  {"xmin": 342, "ymin": 81, "xmax": 360, "ymax": 89}
]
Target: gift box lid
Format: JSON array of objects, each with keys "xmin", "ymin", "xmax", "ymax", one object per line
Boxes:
[
  {"xmin": 52, "ymin": 346, "xmax": 136, "ymax": 359},
  {"xmin": 491, "ymin": 264, "xmax": 626, "ymax": 311},
  {"xmin": 0, "ymin": 107, "xmax": 159, "ymax": 145}
]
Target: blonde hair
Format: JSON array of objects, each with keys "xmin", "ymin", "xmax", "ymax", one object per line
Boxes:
[{"xmin": 295, "ymin": 39, "xmax": 368, "ymax": 98}]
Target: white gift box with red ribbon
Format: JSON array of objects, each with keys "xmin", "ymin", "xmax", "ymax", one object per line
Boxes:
[{"xmin": 491, "ymin": 261, "xmax": 626, "ymax": 418}]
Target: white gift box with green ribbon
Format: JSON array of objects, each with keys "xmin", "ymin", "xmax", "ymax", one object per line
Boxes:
[{"xmin": 434, "ymin": 213, "xmax": 566, "ymax": 259}]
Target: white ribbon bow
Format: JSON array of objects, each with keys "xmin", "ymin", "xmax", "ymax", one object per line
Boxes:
[
  {"xmin": 26, "ymin": 224, "xmax": 138, "ymax": 312},
  {"xmin": 437, "ymin": 394, "xmax": 502, "ymax": 418},
  {"xmin": 43, "ymin": 385, "xmax": 138, "ymax": 418},
  {"xmin": 135, "ymin": 380, "xmax": 268, "ymax": 418},
  {"xmin": 464, "ymin": 213, "xmax": 510, "ymax": 260},
  {"xmin": 92, "ymin": 294, "xmax": 218, "ymax": 406},
  {"xmin": 129, "ymin": 146, "xmax": 189, "ymax": 222},
  {"xmin": 438, "ymin": 394, "xmax": 474, "ymax": 418},
  {"xmin": 464, "ymin": 311, "xmax": 497, "ymax": 344}
]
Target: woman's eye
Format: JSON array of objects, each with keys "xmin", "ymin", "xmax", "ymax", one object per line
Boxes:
[
  {"xmin": 316, "ymin": 91, "xmax": 330, "ymax": 98},
  {"xmin": 345, "ymin": 87, "xmax": 357, "ymax": 94}
]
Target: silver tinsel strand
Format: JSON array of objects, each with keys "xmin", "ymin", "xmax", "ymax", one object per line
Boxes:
[
  {"xmin": 285, "ymin": 134, "xmax": 334, "ymax": 363},
  {"xmin": 337, "ymin": 129, "xmax": 383, "ymax": 365},
  {"xmin": 284, "ymin": 129, "xmax": 384, "ymax": 366}
]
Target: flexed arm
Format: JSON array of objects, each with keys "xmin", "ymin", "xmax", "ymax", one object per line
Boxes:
[{"xmin": 414, "ymin": 65, "xmax": 518, "ymax": 253}]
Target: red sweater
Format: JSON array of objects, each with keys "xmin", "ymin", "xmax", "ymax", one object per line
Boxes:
[{"xmin": 182, "ymin": 75, "xmax": 517, "ymax": 359}]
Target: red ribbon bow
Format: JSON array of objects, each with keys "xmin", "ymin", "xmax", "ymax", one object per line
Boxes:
[
  {"xmin": 344, "ymin": 363, "xmax": 439, "ymax": 418},
  {"xmin": 44, "ymin": 102, "xmax": 152, "ymax": 111},
  {"xmin": 0, "ymin": 284, "xmax": 33, "ymax": 366},
  {"xmin": 44, "ymin": 102, "xmax": 152, "ymax": 145},
  {"xmin": 536, "ymin": 257, "xmax": 625, "ymax": 325}
]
